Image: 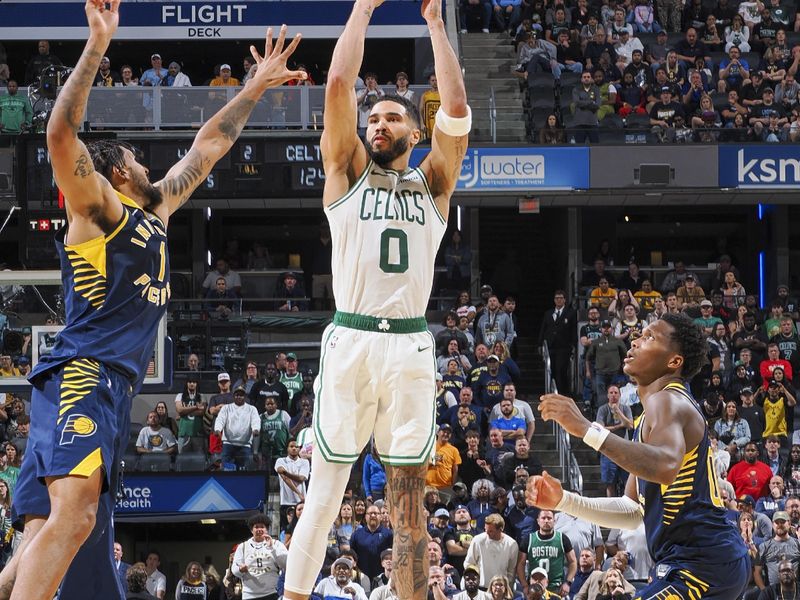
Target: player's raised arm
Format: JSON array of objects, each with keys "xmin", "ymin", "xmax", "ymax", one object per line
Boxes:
[
  {"xmin": 422, "ymin": 0, "xmax": 470, "ymax": 207},
  {"xmin": 156, "ymin": 26, "xmax": 305, "ymax": 217},
  {"xmin": 319, "ymin": 0, "xmax": 374, "ymax": 195},
  {"xmin": 47, "ymin": 0, "xmax": 122, "ymax": 226}
]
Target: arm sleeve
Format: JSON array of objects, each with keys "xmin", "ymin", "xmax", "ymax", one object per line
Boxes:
[{"xmin": 555, "ymin": 491, "xmax": 644, "ymax": 530}]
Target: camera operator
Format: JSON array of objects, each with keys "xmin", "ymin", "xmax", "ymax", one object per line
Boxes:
[{"xmin": 527, "ymin": 568, "xmax": 559, "ymax": 600}]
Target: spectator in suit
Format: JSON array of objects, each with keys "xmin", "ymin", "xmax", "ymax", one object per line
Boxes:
[
  {"xmin": 114, "ymin": 542, "xmax": 130, "ymax": 593},
  {"xmin": 538, "ymin": 290, "xmax": 576, "ymax": 396}
]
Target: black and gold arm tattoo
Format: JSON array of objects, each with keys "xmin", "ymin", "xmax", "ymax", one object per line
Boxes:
[
  {"xmin": 216, "ymin": 96, "xmax": 258, "ymax": 142},
  {"xmin": 159, "ymin": 148, "xmax": 212, "ymax": 209}
]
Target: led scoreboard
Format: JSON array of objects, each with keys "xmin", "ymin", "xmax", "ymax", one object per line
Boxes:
[
  {"xmin": 18, "ymin": 134, "xmax": 326, "ymax": 208},
  {"xmin": 16, "ymin": 134, "xmax": 324, "ymax": 265}
]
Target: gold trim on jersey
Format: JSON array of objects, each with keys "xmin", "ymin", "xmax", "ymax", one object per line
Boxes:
[
  {"xmin": 677, "ymin": 570, "xmax": 709, "ymax": 600},
  {"xmin": 660, "ymin": 445, "xmax": 699, "ymax": 525},
  {"xmin": 663, "ymin": 381, "xmax": 694, "ymax": 402},
  {"xmin": 58, "ymin": 359, "xmax": 100, "ymax": 424},
  {"xmin": 69, "ymin": 447, "xmax": 103, "ymax": 478},
  {"xmin": 66, "ymin": 240, "xmax": 108, "ymax": 310},
  {"xmin": 115, "ymin": 191, "xmax": 166, "ymax": 229},
  {"xmin": 64, "ymin": 209, "xmax": 134, "ymax": 310}
]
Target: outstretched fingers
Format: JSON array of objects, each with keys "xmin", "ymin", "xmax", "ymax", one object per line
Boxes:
[
  {"xmin": 108, "ymin": 0, "xmax": 120, "ymax": 13},
  {"xmin": 271, "ymin": 24, "xmax": 289, "ymax": 58},
  {"xmin": 280, "ymin": 33, "xmax": 303, "ymax": 60},
  {"xmin": 263, "ymin": 27, "xmax": 273, "ymax": 60}
]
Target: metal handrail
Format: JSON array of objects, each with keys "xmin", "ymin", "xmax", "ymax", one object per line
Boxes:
[
  {"xmin": 542, "ymin": 340, "xmax": 584, "ymax": 494},
  {"xmin": 489, "ymin": 86, "xmax": 497, "ymax": 144}
]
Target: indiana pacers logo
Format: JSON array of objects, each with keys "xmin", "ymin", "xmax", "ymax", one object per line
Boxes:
[
  {"xmin": 641, "ymin": 587, "xmax": 685, "ymax": 600},
  {"xmin": 59, "ymin": 414, "xmax": 98, "ymax": 446}
]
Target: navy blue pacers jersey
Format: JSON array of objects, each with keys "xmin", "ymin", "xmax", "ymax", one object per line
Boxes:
[
  {"xmin": 30, "ymin": 192, "xmax": 170, "ymax": 392},
  {"xmin": 633, "ymin": 381, "xmax": 748, "ymax": 566}
]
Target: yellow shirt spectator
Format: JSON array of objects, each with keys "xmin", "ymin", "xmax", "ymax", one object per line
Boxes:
[
  {"xmin": 634, "ymin": 281, "xmax": 662, "ymax": 313},
  {"xmin": 590, "ymin": 280, "xmax": 616, "ymax": 309},
  {"xmin": 426, "ymin": 426, "xmax": 461, "ymax": 489},
  {"xmin": 210, "ymin": 64, "xmax": 240, "ymax": 87}
]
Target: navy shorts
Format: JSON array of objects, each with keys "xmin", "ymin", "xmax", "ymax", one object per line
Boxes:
[
  {"xmin": 634, "ymin": 554, "xmax": 751, "ymax": 600},
  {"xmin": 14, "ymin": 358, "xmax": 131, "ymax": 520},
  {"xmin": 600, "ymin": 454, "xmax": 628, "ymax": 486}
]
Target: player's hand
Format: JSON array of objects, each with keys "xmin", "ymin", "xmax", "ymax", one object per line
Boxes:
[
  {"xmin": 525, "ymin": 470, "xmax": 564, "ymax": 510},
  {"xmin": 238, "ymin": 563, "xmax": 249, "ymax": 573},
  {"xmin": 248, "ymin": 25, "xmax": 306, "ymax": 91},
  {"xmin": 85, "ymin": 0, "xmax": 120, "ymax": 41},
  {"xmin": 560, "ymin": 582, "xmax": 570, "ymax": 596},
  {"xmin": 422, "ymin": 0, "xmax": 443, "ymax": 23},
  {"xmin": 538, "ymin": 393, "xmax": 591, "ymax": 438}
]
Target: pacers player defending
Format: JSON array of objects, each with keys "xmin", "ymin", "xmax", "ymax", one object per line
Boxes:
[
  {"xmin": 527, "ymin": 314, "xmax": 749, "ymax": 599},
  {"xmin": 284, "ymin": 1, "xmax": 469, "ymax": 599},
  {"xmin": 2, "ymin": 2, "xmax": 306, "ymax": 599}
]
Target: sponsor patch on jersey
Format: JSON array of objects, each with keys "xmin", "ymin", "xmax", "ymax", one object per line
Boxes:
[{"xmin": 59, "ymin": 414, "xmax": 98, "ymax": 445}]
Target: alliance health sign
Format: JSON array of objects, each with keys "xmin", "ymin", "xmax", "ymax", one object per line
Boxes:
[
  {"xmin": 116, "ymin": 473, "xmax": 266, "ymax": 518},
  {"xmin": 719, "ymin": 145, "xmax": 800, "ymax": 188},
  {"xmin": 411, "ymin": 146, "xmax": 590, "ymax": 191}
]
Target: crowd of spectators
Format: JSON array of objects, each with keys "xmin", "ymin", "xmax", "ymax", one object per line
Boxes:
[{"xmin": 470, "ymin": 0, "xmax": 800, "ymax": 142}]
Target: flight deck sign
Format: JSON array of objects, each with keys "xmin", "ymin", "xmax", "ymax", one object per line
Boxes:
[{"xmin": 0, "ymin": 1, "xmax": 426, "ymax": 39}]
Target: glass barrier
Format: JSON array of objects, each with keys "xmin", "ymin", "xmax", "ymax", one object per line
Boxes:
[{"xmin": 81, "ymin": 85, "xmax": 430, "ymax": 130}]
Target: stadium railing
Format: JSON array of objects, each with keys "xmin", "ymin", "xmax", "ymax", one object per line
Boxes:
[{"xmin": 542, "ymin": 340, "xmax": 584, "ymax": 494}]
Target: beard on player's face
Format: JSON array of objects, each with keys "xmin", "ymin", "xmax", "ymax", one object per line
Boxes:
[
  {"xmin": 131, "ymin": 168, "xmax": 164, "ymax": 211},
  {"xmin": 365, "ymin": 134, "xmax": 409, "ymax": 168}
]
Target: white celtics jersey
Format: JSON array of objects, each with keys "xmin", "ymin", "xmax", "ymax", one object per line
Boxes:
[{"xmin": 325, "ymin": 161, "xmax": 447, "ymax": 319}]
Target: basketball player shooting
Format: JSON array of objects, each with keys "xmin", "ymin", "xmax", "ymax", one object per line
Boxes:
[
  {"xmin": 1, "ymin": 2, "xmax": 305, "ymax": 599},
  {"xmin": 527, "ymin": 314, "xmax": 750, "ymax": 599},
  {"xmin": 283, "ymin": 1, "xmax": 469, "ymax": 599}
]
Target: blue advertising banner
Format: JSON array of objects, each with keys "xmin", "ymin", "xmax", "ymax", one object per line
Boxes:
[
  {"xmin": 411, "ymin": 146, "xmax": 590, "ymax": 191},
  {"xmin": 116, "ymin": 473, "xmax": 266, "ymax": 516},
  {"xmin": 719, "ymin": 145, "xmax": 800, "ymax": 188},
  {"xmin": 0, "ymin": 1, "xmax": 426, "ymax": 40}
]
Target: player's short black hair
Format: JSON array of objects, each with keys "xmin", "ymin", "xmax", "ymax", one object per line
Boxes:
[
  {"xmin": 661, "ymin": 313, "xmax": 708, "ymax": 379},
  {"xmin": 247, "ymin": 514, "xmax": 271, "ymax": 529},
  {"xmin": 374, "ymin": 94, "xmax": 422, "ymax": 129},
  {"xmin": 86, "ymin": 139, "xmax": 138, "ymax": 182}
]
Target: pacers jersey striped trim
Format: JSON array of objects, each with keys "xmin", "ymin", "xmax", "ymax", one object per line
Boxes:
[
  {"xmin": 676, "ymin": 569, "xmax": 709, "ymax": 600},
  {"xmin": 58, "ymin": 358, "xmax": 101, "ymax": 424},
  {"xmin": 660, "ymin": 445, "xmax": 699, "ymax": 526}
]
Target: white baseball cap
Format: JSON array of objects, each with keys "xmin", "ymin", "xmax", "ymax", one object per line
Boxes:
[
  {"xmin": 530, "ymin": 567, "xmax": 548, "ymax": 579},
  {"xmin": 220, "ymin": 63, "xmax": 231, "ymax": 71},
  {"xmin": 218, "ymin": 372, "xmax": 230, "ymax": 381}
]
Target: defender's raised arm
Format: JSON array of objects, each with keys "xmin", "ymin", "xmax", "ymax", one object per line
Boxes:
[
  {"xmin": 46, "ymin": 0, "xmax": 122, "ymax": 228},
  {"xmin": 156, "ymin": 26, "xmax": 306, "ymax": 218}
]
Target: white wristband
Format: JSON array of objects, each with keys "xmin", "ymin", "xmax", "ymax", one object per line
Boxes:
[
  {"xmin": 434, "ymin": 105, "xmax": 472, "ymax": 136},
  {"xmin": 583, "ymin": 422, "xmax": 610, "ymax": 451}
]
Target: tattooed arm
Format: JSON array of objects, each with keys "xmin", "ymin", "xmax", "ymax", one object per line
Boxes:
[
  {"xmin": 385, "ymin": 464, "xmax": 429, "ymax": 600},
  {"xmin": 156, "ymin": 25, "xmax": 306, "ymax": 217},
  {"xmin": 420, "ymin": 0, "xmax": 469, "ymax": 217},
  {"xmin": 47, "ymin": 0, "xmax": 122, "ymax": 228}
]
